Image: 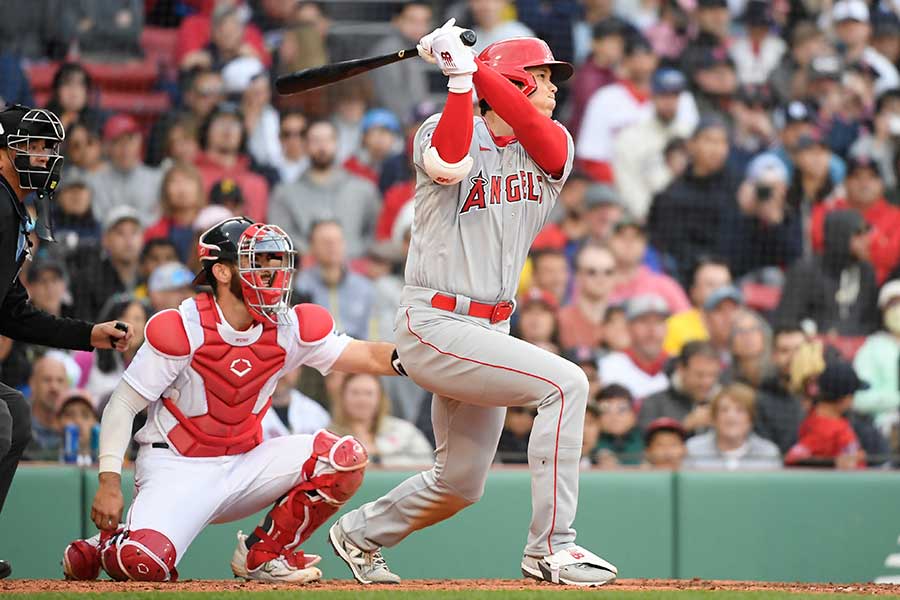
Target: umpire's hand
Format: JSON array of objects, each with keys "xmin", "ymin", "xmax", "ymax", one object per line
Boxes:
[{"xmin": 91, "ymin": 321, "xmax": 135, "ymax": 352}]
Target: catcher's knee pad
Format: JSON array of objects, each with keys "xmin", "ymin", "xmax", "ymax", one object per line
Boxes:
[
  {"xmin": 63, "ymin": 539, "xmax": 102, "ymax": 580},
  {"xmin": 304, "ymin": 429, "xmax": 368, "ymax": 504},
  {"xmin": 100, "ymin": 529, "xmax": 178, "ymax": 582},
  {"xmin": 246, "ymin": 430, "xmax": 367, "ymax": 567}
]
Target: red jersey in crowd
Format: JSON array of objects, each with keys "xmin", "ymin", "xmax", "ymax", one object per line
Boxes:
[{"xmin": 784, "ymin": 409, "xmax": 865, "ymax": 468}]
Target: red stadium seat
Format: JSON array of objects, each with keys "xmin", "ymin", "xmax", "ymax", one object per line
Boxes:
[
  {"xmin": 141, "ymin": 26, "xmax": 179, "ymax": 79},
  {"xmin": 85, "ymin": 60, "xmax": 160, "ymax": 92},
  {"xmin": 741, "ymin": 283, "xmax": 782, "ymax": 312},
  {"xmin": 818, "ymin": 335, "xmax": 867, "ymax": 361},
  {"xmin": 25, "ymin": 62, "xmax": 61, "ymax": 94}
]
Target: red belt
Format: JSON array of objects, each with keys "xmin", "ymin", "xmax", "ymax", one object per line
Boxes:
[{"xmin": 430, "ymin": 293, "xmax": 514, "ymax": 324}]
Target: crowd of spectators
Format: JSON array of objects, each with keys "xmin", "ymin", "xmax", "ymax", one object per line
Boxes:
[{"xmin": 3, "ymin": 0, "xmax": 900, "ymax": 470}]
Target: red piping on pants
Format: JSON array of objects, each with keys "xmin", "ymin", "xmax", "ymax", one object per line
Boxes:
[{"xmin": 405, "ymin": 307, "xmax": 563, "ymax": 556}]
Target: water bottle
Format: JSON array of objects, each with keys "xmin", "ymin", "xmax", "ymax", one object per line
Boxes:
[
  {"xmin": 62, "ymin": 424, "xmax": 79, "ymax": 465},
  {"xmin": 90, "ymin": 423, "xmax": 101, "ymax": 465}
]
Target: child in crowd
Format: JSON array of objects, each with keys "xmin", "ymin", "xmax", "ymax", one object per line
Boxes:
[
  {"xmin": 643, "ymin": 417, "xmax": 687, "ymax": 470},
  {"xmin": 593, "ymin": 384, "xmax": 644, "ymax": 467},
  {"xmin": 785, "ymin": 360, "xmax": 868, "ymax": 469}
]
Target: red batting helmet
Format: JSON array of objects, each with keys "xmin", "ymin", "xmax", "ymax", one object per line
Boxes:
[{"xmin": 477, "ymin": 37, "xmax": 574, "ymax": 97}]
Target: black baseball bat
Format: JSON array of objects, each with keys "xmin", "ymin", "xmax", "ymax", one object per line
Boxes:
[{"xmin": 275, "ymin": 29, "xmax": 477, "ymax": 96}]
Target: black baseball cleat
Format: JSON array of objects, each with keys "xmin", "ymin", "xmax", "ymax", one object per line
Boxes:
[{"xmin": 0, "ymin": 559, "xmax": 11, "ymax": 579}]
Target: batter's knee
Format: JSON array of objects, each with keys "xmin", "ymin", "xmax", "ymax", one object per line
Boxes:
[
  {"xmin": 101, "ymin": 529, "xmax": 178, "ymax": 582},
  {"xmin": 430, "ymin": 466, "xmax": 488, "ymax": 505},
  {"xmin": 555, "ymin": 360, "xmax": 589, "ymax": 410}
]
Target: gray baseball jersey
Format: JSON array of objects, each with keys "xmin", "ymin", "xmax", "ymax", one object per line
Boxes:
[
  {"xmin": 340, "ymin": 113, "xmax": 590, "ymax": 561},
  {"xmin": 404, "ymin": 114, "xmax": 571, "ymax": 302}
]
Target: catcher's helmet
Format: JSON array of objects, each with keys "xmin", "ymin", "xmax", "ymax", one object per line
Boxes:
[
  {"xmin": 194, "ymin": 216, "xmax": 297, "ymax": 325},
  {"xmin": 477, "ymin": 38, "xmax": 574, "ymax": 97},
  {"xmin": 194, "ymin": 216, "xmax": 255, "ymax": 285}
]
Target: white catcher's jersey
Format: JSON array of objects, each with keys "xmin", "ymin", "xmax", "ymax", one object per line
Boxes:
[
  {"xmin": 405, "ymin": 114, "xmax": 575, "ymax": 302},
  {"xmin": 122, "ymin": 297, "xmax": 350, "ymax": 450}
]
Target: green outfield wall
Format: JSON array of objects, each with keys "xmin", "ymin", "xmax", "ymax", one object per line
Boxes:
[{"xmin": 2, "ymin": 467, "xmax": 899, "ymax": 583}]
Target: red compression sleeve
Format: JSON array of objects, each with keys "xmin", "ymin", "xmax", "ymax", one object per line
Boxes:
[
  {"xmin": 472, "ymin": 58, "xmax": 569, "ymax": 178},
  {"xmin": 430, "ymin": 90, "xmax": 474, "ymax": 163}
]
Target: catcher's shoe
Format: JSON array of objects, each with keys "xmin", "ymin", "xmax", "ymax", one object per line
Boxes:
[
  {"xmin": 230, "ymin": 531, "xmax": 322, "ymax": 584},
  {"xmin": 521, "ymin": 545, "xmax": 618, "ymax": 587},
  {"xmin": 62, "ymin": 527, "xmax": 123, "ymax": 581},
  {"xmin": 328, "ymin": 520, "xmax": 401, "ymax": 584}
]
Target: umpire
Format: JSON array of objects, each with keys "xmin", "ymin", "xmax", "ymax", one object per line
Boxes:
[{"xmin": 0, "ymin": 105, "xmax": 134, "ymax": 579}]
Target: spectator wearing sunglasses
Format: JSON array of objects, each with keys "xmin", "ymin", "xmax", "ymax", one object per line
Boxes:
[
  {"xmin": 558, "ymin": 243, "xmax": 616, "ymax": 351},
  {"xmin": 273, "ymin": 110, "xmax": 309, "ymax": 185}
]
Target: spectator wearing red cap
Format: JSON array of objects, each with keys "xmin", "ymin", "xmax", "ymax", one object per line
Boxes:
[
  {"xmin": 810, "ymin": 154, "xmax": 900, "ymax": 284},
  {"xmin": 599, "ymin": 294, "xmax": 671, "ymax": 401},
  {"xmin": 512, "ymin": 288, "xmax": 560, "ymax": 354},
  {"xmin": 55, "ymin": 389, "xmax": 99, "ymax": 464},
  {"xmin": 87, "ymin": 114, "xmax": 163, "ymax": 227},
  {"xmin": 558, "ymin": 243, "xmax": 615, "ymax": 351},
  {"xmin": 642, "ymin": 417, "xmax": 686, "ymax": 470}
]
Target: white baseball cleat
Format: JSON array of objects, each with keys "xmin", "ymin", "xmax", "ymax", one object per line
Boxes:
[
  {"xmin": 230, "ymin": 531, "xmax": 322, "ymax": 584},
  {"xmin": 328, "ymin": 520, "xmax": 401, "ymax": 584},
  {"xmin": 521, "ymin": 545, "xmax": 618, "ymax": 587}
]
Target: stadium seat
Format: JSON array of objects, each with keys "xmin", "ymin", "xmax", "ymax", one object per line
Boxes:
[
  {"xmin": 85, "ymin": 60, "xmax": 159, "ymax": 92},
  {"xmin": 141, "ymin": 26, "xmax": 179, "ymax": 80},
  {"xmin": 741, "ymin": 283, "xmax": 782, "ymax": 312},
  {"xmin": 818, "ymin": 335, "xmax": 866, "ymax": 361},
  {"xmin": 25, "ymin": 62, "xmax": 60, "ymax": 94}
]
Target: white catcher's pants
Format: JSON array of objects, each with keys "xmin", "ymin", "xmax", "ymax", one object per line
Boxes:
[{"xmin": 126, "ymin": 434, "xmax": 314, "ymax": 564}]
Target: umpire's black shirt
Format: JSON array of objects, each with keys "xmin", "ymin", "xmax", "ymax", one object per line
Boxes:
[{"xmin": 0, "ymin": 173, "xmax": 93, "ymax": 350}]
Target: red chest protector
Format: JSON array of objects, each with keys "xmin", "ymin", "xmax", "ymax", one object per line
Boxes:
[{"xmin": 162, "ymin": 293, "xmax": 287, "ymax": 457}]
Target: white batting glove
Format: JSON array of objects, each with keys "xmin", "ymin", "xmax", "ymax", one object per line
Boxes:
[
  {"xmin": 431, "ymin": 30, "xmax": 477, "ymax": 92},
  {"xmin": 416, "ymin": 18, "xmax": 468, "ymax": 66}
]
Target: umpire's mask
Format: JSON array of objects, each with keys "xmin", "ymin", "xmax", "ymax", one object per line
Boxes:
[{"xmin": 1, "ymin": 105, "xmax": 66, "ymax": 241}]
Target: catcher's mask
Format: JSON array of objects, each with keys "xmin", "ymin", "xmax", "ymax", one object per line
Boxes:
[{"xmin": 195, "ymin": 217, "xmax": 297, "ymax": 325}]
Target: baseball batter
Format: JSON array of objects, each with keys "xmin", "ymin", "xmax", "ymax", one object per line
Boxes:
[
  {"xmin": 329, "ymin": 21, "xmax": 618, "ymax": 587},
  {"xmin": 61, "ymin": 217, "xmax": 405, "ymax": 583}
]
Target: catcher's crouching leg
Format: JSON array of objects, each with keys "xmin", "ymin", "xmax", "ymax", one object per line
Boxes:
[
  {"xmin": 243, "ymin": 429, "xmax": 368, "ymax": 571},
  {"xmin": 100, "ymin": 529, "xmax": 178, "ymax": 582}
]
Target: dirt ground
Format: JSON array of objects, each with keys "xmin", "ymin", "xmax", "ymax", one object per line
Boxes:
[{"xmin": 1, "ymin": 578, "xmax": 898, "ymax": 595}]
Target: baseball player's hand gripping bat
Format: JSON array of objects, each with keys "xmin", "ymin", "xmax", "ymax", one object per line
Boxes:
[{"xmin": 275, "ymin": 29, "xmax": 477, "ymax": 95}]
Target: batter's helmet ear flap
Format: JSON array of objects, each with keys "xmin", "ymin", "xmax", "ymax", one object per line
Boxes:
[{"xmin": 477, "ymin": 37, "xmax": 574, "ymax": 97}]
